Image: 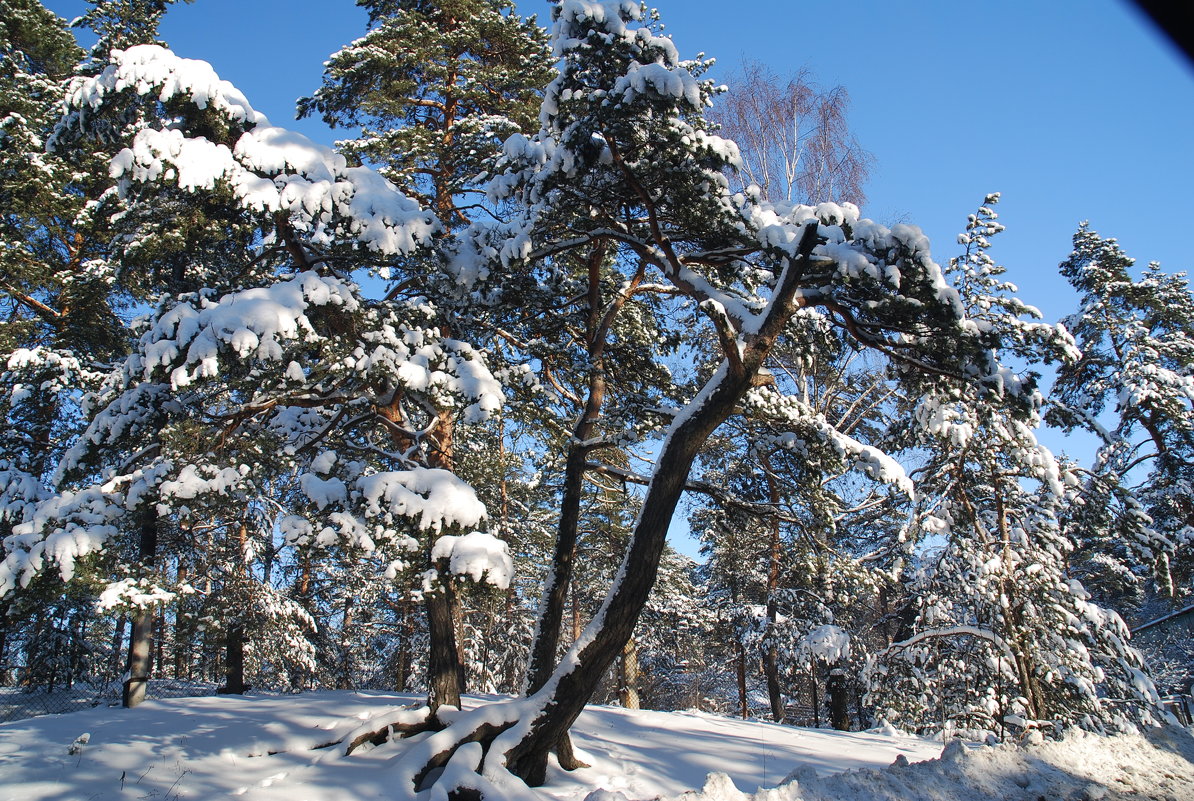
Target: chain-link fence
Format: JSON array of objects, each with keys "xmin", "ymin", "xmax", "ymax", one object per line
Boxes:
[{"xmin": 0, "ymin": 668, "xmax": 217, "ymax": 724}]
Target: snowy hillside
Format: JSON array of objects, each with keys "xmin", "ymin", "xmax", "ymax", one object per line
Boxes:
[{"xmin": 1, "ymin": 692, "xmax": 1190, "ymax": 801}]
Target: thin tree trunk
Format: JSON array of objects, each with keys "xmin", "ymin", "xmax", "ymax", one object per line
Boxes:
[
  {"xmin": 737, "ymin": 640, "xmax": 749, "ymax": 719},
  {"xmin": 339, "ymin": 595, "xmax": 355, "ymax": 691},
  {"xmin": 174, "ymin": 560, "xmax": 188, "ymax": 679},
  {"xmin": 760, "ymin": 452, "xmax": 785, "ymax": 723},
  {"xmin": 396, "ymin": 596, "xmax": 413, "ymax": 692},
  {"xmin": 0, "ymin": 602, "xmax": 11, "ymax": 685},
  {"xmin": 810, "ymin": 664, "xmax": 820, "ymax": 728},
  {"xmin": 124, "ymin": 509, "xmax": 158, "ymax": 708},
  {"xmin": 153, "ymin": 610, "xmax": 165, "ymax": 679},
  {"xmin": 221, "ymin": 520, "xmax": 251, "ymax": 694},
  {"xmin": 525, "ymin": 243, "xmax": 620, "ymax": 696}
]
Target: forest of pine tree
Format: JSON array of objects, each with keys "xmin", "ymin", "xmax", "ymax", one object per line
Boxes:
[{"xmin": 1, "ymin": 0, "xmax": 1191, "ymax": 795}]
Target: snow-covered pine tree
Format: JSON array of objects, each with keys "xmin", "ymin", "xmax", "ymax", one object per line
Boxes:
[
  {"xmin": 300, "ymin": 0, "xmax": 555, "ymax": 710},
  {"xmin": 1048, "ymin": 225, "xmax": 1194, "ymax": 607},
  {"xmin": 391, "ymin": 4, "xmax": 1034, "ymax": 792},
  {"xmin": 867, "ymin": 197, "xmax": 1165, "ymax": 736},
  {"xmin": 299, "ymin": 0, "xmax": 553, "ymax": 228},
  {"xmin": 690, "ymin": 309, "xmax": 908, "ymax": 727},
  {"xmin": 2, "ymin": 41, "xmax": 515, "ymax": 710},
  {"xmin": 0, "ymin": 0, "xmax": 134, "ymax": 697}
]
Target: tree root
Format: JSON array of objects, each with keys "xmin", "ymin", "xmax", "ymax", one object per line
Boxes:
[
  {"xmin": 411, "ymin": 719, "xmax": 517, "ymax": 789},
  {"xmin": 344, "ymin": 715, "xmax": 444, "ymax": 755}
]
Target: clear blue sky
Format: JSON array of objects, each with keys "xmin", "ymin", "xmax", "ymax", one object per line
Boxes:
[{"xmin": 43, "ymin": 0, "xmax": 1194, "ymax": 467}]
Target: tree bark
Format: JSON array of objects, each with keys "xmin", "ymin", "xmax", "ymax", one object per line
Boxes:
[
  {"xmin": 223, "ymin": 622, "xmax": 246, "ymax": 694},
  {"xmin": 174, "ymin": 560, "xmax": 188, "ymax": 679},
  {"xmin": 505, "ymin": 357, "xmax": 779, "ymax": 783},
  {"xmin": 525, "ymin": 242, "xmax": 619, "ymax": 697},
  {"xmin": 426, "ymin": 574, "xmax": 463, "ymax": 713},
  {"xmin": 827, "ymin": 666, "xmax": 850, "ymax": 730},
  {"xmin": 737, "ymin": 641, "xmax": 749, "ymax": 719},
  {"xmin": 810, "ymin": 664, "xmax": 820, "ymax": 728},
  {"xmin": 412, "ymin": 224, "xmax": 820, "ymax": 789},
  {"xmin": 618, "ymin": 635, "xmax": 640, "ymax": 709},
  {"xmin": 761, "ymin": 452, "xmax": 785, "ymax": 723},
  {"xmin": 123, "ymin": 509, "xmax": 158, "ymax": 708},
  {"xmin": 380, "ymin": 386, "xmax": 467, "ymax": 710},
  {"xmin": 339, "ymin": 595, "xmax": 354, "ymax": 690}
]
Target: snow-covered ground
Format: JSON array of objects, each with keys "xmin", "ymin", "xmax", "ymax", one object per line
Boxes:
[{"xmin": 0, "ymin": 691, "xmax": 1189, "ymax": 801}]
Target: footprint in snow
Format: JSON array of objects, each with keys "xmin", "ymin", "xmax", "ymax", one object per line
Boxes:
[{"xmin": 232, "ymin": 771, "xmax": 289, "ymax": 795}]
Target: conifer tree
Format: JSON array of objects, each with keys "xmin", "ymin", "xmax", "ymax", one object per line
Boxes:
[
  {"xmin": 300, "ymin": 0, "xmax": 553, "ymax": 710},
  {"xmin": 867, "ymin": 197, "xmax": 1165, "ymax": 735},
  {"xmin": 1048, "ymin": 225, "xmax": 1194, "ymax": 605},
  {"xmin": 389, "ymin": 5, "xmax": 1033, "ymax": 791}
]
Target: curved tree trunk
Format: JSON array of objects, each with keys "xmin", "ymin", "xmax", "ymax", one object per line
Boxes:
[
  {"xmin": 498, "ymin": 225, "xmax": 820, "ymax": 786},
  {"xmin": 399, "ymin": 228, "xmax": 823, "ymax": 790},
  {"xmin": 505, "ymin": 358, "xmax": 771, "ymax": 784},
  {"xmin": 761, "ymin": 452, "xmax": 785, "ymax": 723}
]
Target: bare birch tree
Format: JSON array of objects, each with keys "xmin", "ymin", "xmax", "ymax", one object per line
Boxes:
[{"xmin": 710, "ymin": 61, "xmax": 872, "ymax": 205}]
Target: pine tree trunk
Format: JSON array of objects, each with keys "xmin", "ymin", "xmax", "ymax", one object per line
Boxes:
[
  {"xmin": 737, "ymin": 641, "xmax": 749, "ymax": 719},
  {"xmin": 827, "ymin": 666, "xmax": 850, "ymax": 730},
  {"xmin": 153, "ymin": 610, "xmax": 165, "ymax": 679},
  {"xmin": 426, "ymin": 578, "xmax": 462, "ymax": 712},
  {"xmin": 461, "ymin": 225, "xmax": 821, "ymax": 788},
  {"xmin": 396, "ymin": 596, "xmax": 413, "ymax": 692},
  {"xmin": 383, "ymin": 381, "xmax": 469, "ymax": 711},
  {"xmin": 810, "ymin": 664, "xmax": 820, "ymax": 728},
  {"xmin": 0, "ymin": 602, "xmax": 10, "ymax": 685},
  {"xmin": 761, "ymin": 454, "xmax": 785, "ymax": 723},
  {"xmin": 525, "ymin": 242, "xmax": 615, "ymax": 697},
  {"xmin": 618, "ymin": 635, "xmax": 639, "ymax": 710},
  {"xmin": 123, "ymin": 510, "xmax": 158, "ymax": 708},
  {"xmin": 174, "ymin": 560, "xmax": 188, "ymax": 679},
  {"xmin": 224, "ymin": 623, "xmax": 246, "ymax": 694},
  {"xmin": 525, "ymin": 444, "xmax": 589, "ymax": 694}
]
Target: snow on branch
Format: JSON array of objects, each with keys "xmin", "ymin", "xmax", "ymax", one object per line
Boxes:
[
  {"xmin": 65, "ymin": 45, "xmax": 436, "ymax": 255},
  {"xmin": 62, "ymin": 44, "xmax": 265, "ymax": 127},
  {"xmin": 137, "ymin": 271, "xmax": 359, "ymax": 389},
  {"xmin": 0, "ymin": 485, "xmax": 124, "ymax": 595},
  {"xmin": 357, "ymin": 468, "xmax": 487, "ymax": 534},
  {"xmin": 431, "ymin": 531, "xmax": 514, "ymax": 588}
]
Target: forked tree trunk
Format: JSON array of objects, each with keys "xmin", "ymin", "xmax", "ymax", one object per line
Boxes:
[
  {"xmin": 123, "ymin": 510, "xmax": 158, "ymax": 708},
  {"xmin": 413, "ymin": 225, "xmax": 821, "ymax": 789},
  {"xmin": 498, "ymin": 225, "xmax": 820, "ymax": 785},
  {"xmin": 505, "ymin": 358, "xmax": 784, "ymax": 783}
]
